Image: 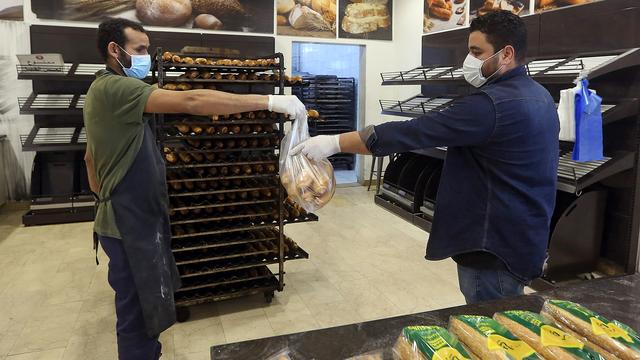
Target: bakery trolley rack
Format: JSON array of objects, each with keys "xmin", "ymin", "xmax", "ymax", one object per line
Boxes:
[{"xmin": 153, "ymin": 49, "xmax": 317, "ymax": 321}]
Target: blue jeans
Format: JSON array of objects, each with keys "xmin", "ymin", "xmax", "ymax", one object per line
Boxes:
[
  {"xmin": 99, "ymin": 235, "xmax": 162, "ymax": 360},
  {"xmin": 457, "ymin": 264, "xmax": 525, "ymax": 304}
]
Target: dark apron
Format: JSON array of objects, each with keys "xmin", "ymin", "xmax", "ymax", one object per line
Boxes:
[{"xmin": 99, "ymin": 122, "xmax": 181, "ymax": 338}]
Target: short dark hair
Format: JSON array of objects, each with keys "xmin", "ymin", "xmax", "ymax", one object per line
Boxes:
[
  {"xmin": 470, "ymin": 11, "xmax": 527, "ymax": 63},
  {"xmin": 97, "ymin": 18, "xmax": 146, "ymax": 61}
]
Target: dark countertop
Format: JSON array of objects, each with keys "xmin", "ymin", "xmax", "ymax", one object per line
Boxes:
[{"xmin": 211, "ymin": 275, "xmax": 640, "ymax": 360}]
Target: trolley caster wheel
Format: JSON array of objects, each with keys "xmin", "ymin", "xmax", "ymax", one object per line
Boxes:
[
  {"xmin": 176, "ymin": 306, "xmax": 190, "ymax": 322},
  {"xmin": 264, "ymin": 291, "xmax": 274, "ymax": 304}
]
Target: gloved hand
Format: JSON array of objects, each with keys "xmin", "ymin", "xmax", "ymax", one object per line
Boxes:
[
  {"xmin": 290, "ymin": 135, "xmax": 341, "ymax": 162},
  {"xmin": 268, "ymin": 95, "xmax": 307, "ymax": 120}
]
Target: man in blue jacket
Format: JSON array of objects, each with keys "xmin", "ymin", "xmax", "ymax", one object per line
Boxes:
[{"xmin": 293, "ymin": 11, "xmax": 560, "ymax": 304}]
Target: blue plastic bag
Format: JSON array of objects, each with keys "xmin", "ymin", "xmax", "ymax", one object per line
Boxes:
[{"xmin": 573, "ymin": 79, "xmax": 603, "ymax": 162}]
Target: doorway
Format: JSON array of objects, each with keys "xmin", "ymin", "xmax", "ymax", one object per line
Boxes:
[{"xmin": 292, "ymin": 42, "xmax": 365, "ymax": 185}]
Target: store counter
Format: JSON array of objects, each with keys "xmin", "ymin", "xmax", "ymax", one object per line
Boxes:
[{"xmin": 210, "ymin": 274, "xmax": 639, "ymax": 360}]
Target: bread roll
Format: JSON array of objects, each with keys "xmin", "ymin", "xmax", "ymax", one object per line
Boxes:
[
  {"xmin": 136, "ymin": 0, "xmax": 192, "ymax": 27},
  {"xmin": 542, "ymin": 300, "xmax": 639, "ymax": 360},
  {"xmin": 162, "ymin": 51, "xmax": 173, "ymax": 61},
  {"xmin": 194, "ymin": 14, "xmax": 223, "ymax": 30},
  {"xmin": 163, "ymin": 83, "xmax": 178, "ymax": 90},
  {"xmin": 277, "ymin": 0, "xmax": 296, "ymax": 14},
  {"xmin": 494, "ymin": 311, "xmax": 605, "ymax": 360},
  {"xmin": 277, "ymin": 15, "xmax": 289, "ymax": 26},
  {"xmin": 191, "ymin": 0, "xmax": 245, "ymax": 18}
]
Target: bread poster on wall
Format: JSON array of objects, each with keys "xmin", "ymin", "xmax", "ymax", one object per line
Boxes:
[
  {"xmin": 277, "ymin": 0, "xmax": 338, "ymax": 38},
  {"xmin": 29, "ymin": 0, "xmax": 274, "ymax": 34},
  {"xmin": 0, "ymin": 0, "xmax": 23, "ymax": 20},
  {"xmin": 535, "ymin": 0, "xmax": 596, "ymax": 12},
  {"xmin": 339, "ymin": 0, "xmax": 392, "ymax": 41},
  {"xmin": 470, "ymin": 0, "xmax": 529, "ymax": 21},
  {"xmin": 424, "ymin": 0, "xmax": 467, "ymax": 34}
]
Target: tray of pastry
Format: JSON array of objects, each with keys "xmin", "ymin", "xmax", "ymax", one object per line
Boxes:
[
  {"xmin": 176, "ymin": 266, "xmax": 278, "ymax": 292},
  {"xmin": 170, "ymin": 204, "xmax": 276, "ymax": 223},
  {"xmin": 174, "ymin": 276, "xmax": 280, "ymax": 306},
  {"xmin": 172, "ymin": 229, "xmax": 280, "ymax": 253},
  {"xmin": 171, "ymin": 222, "xmax": 279, "ymax": 240},
  {"xmin": 169, "ymin": 176, "xmax": 278, "ymax": 194},
  {"xmin": 164, "ymin": 112, "xmax": 283, "ymax": 125},
  {"xmin": 173, "ymin": 243, "xmax": 280, "ymax": 265},
  {"xmin": 158, "ymin": 51, "xmax": 280, "ymax": 71},
  {"xmin": 380, "ymin": 95, "xmax": 455, "ymax": 116},
  {"xmin": 166, "ymin": 171, "xmax": 278, "ymax": 184}
]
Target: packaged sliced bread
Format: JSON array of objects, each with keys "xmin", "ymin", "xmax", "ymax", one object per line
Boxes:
[
  {"xmin": 393, "ymin": 326, "xmax": 472, "ymax": 360},
  {"xmin": 450, "ymin": 315, "xmax": 541, "ymax": 360},
  {"xmin": 542, "ymin": 300, "xmax": 640, "ymax": 360},
  {"xmin": 494, "ymin": 310, "xmax": 605, "ymax": 360}
]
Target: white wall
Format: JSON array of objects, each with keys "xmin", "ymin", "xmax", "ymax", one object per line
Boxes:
[
  {"xmin": 15, "ymin": 0, "xmax": 426, "ymax": 186},
  {"xmin": 276, "ymin": 0, "xmax": 424, "ymax": 180}
]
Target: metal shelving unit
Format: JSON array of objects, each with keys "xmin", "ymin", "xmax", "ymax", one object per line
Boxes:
[
  {"xmin": 15, "ymin": 60, "xmax": 98, "ymax": 226},
  {"xmin": 374, "ymin": 45, "xmax": 640, "ymax": 284},
  {"xmin": 293, "ymin": 76, "xmax": 357, "ymax": 170},
  {"xmin": 155, "ymin": 50, "xmax": 316, "ymax": 320}
]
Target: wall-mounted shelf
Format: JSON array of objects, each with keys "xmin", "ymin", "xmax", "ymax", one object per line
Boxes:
[
  {"xmin": 380, "ymin": 95, "xmax": 455, "ymax": 116},
  {"xmin": 20, "ymin": 125, "xmax": 86, "ymax": 152},
  {"xmin": 18, "ymin": 93, "xmax": 85, "ymax": 115}
]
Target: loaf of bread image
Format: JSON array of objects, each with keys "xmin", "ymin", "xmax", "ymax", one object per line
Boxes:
[
  {"xmin": 450, "ymin": 315, "xmax": 541, "ymax": 360},
  {"xmin": 495, "ymin": 311, "xmax": 605, "ymax": 360},
  {"xmin": 393, "ymin": 326, "xmax": 471, "ymax": 360},
  {"xmin": 542, "ymin": 300, "xmax": 640, "ymax": 360}
]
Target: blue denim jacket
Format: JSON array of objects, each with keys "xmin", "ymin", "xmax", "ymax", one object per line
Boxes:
[{"xmin": 367, "ymin": 66, "xmax": 559, "ymax": 281}]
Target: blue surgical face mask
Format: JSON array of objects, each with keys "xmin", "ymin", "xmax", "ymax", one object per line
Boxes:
[{"xmin": 116, "ymin": 45, "xmax": 151, "ymax": 79}]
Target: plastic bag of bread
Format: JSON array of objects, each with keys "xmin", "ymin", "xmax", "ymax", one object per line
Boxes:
[
  {"xmin": 494, "ymin": 311, "xmax": 605, "ymax": 360},
  {"xmin": 542, "ymin": 300, "xmax": 640, "ymax": 360},
  {"xmin": 393, "ymin": 325, "xmax": 472, "ymax": 360},
  {"xmin": 279, "ymin": 114, "xmax": 336, "ymax": 212},
  {"xmin": 449, "ymin": 315, "xmax": 541, "ymax": 360}
]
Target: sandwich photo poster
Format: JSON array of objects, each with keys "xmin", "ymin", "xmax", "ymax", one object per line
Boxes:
[
  {"xmin": 424, "ymin": 0, "xmax": 468, "ymax": 34},
  {"xmin": 0, "ymin": 0, "xmax": 24, "ymax": 20},
  {"xmin": 277, "ymin": 0, "xmax": 338, "ymax": 39},
  {"xmin": 535, "ymin": 0, "xmax": 597, "ymax": 12},
  {"xmin": 29, "ymin": 0, "xmax": 274, "ymax": 34},
  {"xmin": 469, "ymin": 0, "xmax": 530, "ymax": 21},
  {"xmin": 338, "ymin": 0, "xmax": 393, "ymax": 41}
]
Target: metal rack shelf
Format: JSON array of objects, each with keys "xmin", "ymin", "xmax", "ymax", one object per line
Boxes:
[
  {"xmin": 172, "ymin": 236, "xmax": 278, "ymax": 253},
  {"xmin": 18, "ymin": 93, "xmax": 85, "ymax": 115},
  {"xmin": 16, "ymin": 63, "xmax": 104, "ymax": 81},
  {"xmin": 175, "ymin": 277, "xmax": 279, "ymax": 306},
  {"xmin": 169, "ymin": 186, "xmax": 277, "ymax": 198},
  {"xmin": 20, "ymin": 125, "xmax": 86, "ymax": 152},
  {"xmin": 166, "ymin": 159, "xmax": 276, "ymax": 170},
  {"xmin": 177, "ymin": 269, "xmax": 278, "ymax": 293},
  {"xmin": 557, "ymin": 151, "xmax": 635, "ymax": 193},
  {"xmin": 379, "ymin": 49, "xmax": 640, "ymax": 86},
  {"xmin": 380, "ymin": 95, "xmax": 455, "ymax": 117},
  {"xmin": 166, "ymin": 173, "xmax": 277, "ymax": 183}
]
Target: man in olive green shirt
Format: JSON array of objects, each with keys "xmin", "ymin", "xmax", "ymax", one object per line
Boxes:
[{"xmin": 85, "ymin": 18, "xmax": 306, "ymax": 360}]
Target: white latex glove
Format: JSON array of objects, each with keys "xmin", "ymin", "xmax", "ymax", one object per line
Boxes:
[
  {"xmin": 290, "ymin": 135, "xmax": 341, "ymax": 162},
  {"xmin": 268, "ymin": 95, "xmax": 307, "ymax": 120}
]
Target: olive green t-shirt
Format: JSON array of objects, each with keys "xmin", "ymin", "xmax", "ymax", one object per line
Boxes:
[{"xmin": 84, "ymin": 69, "xmax": 156, "ymax": 239}]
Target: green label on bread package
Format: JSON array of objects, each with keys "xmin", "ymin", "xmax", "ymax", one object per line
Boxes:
[
  {"xmin": 548, "ymin": 300, "xmax": 640, "ymax": 352},
  {"xmin": 403, "ymin": 326, "xmax": 471, "ymax": 360},
  {"xmin": 455, "ymin": 315, "xmax": 539, "ymax": 360},
  {"xmin": 499, "ymin": 311, "xmax": 604, "ymax": 360}
]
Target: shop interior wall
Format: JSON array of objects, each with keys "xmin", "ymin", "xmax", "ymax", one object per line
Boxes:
[{"xmin": 7, "ymin": 0, "xmax": 424, "ymax": 192}]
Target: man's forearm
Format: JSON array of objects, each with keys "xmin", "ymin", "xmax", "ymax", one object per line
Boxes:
[
  {"xmin": 188, "ymin": 90, "xmax": 269, "ymax": 115},
  {"xmin": 339, "ymin": 131, "xmax": 371, "ymax": 155}
]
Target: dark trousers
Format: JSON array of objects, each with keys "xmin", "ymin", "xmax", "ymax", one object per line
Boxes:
[
  {"xmin": 457, "ymin": 264, "xmax": 525, "ymax": 304},
  {"xmin": 99, "ymin": 235, "xmax": 162, "ymax": 360}
]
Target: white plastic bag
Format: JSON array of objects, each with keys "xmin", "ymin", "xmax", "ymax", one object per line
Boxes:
[
  {"xmin": 558, "ymin": 84, "xmax": 579, "ymax": 142},
  {"xmin": 279, "ymin": 114, "xmax": 336, "ymax": 212}
]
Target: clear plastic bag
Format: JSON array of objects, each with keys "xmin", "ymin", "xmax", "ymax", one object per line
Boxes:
[{"xmin": 279, "ymin": 114, "xmax": 336, "ymax": 213}]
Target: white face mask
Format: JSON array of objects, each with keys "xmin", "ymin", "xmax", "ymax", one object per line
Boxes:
[{"xmin": 463, "ymin": 48, "xmax": 505, "ymax": 88}]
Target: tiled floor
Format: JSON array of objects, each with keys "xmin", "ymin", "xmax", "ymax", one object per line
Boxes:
[{"xmin": 0, "ymin": 186, "xmax": 465, "ymax": 360}]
